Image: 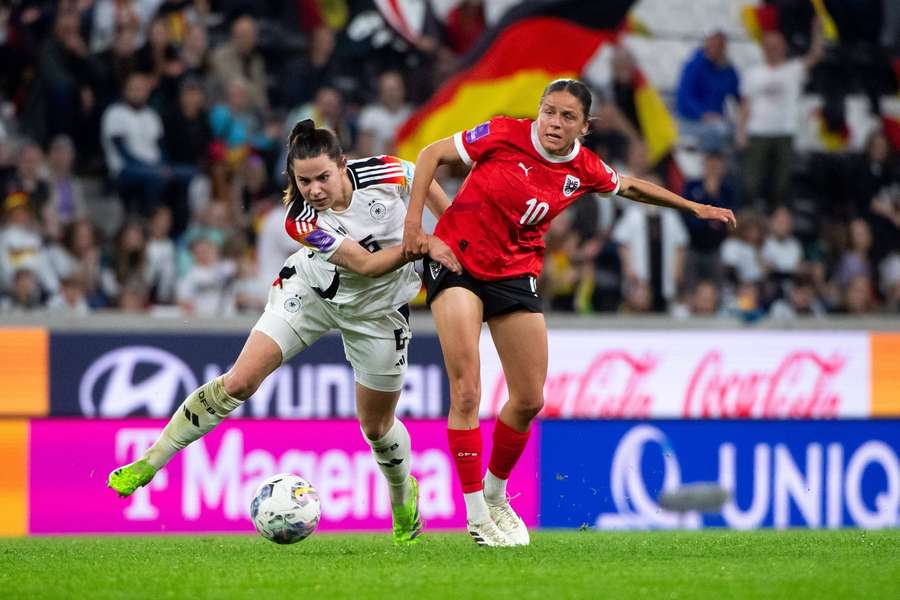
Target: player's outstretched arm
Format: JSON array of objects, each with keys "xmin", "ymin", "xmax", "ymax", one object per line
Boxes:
[
  {"xmin": 327, "ymin": 236, "xmax": 461, "ymax": 278},
  {"xmin": 403, "ymin": 137, "xmax": 462, "ymax": 260},
  {"xmin": 424, "ymin": 179, "xmax": 452, "ymax": 220},
  {"xmin": 617, "ymin": 175, "xmax": 737, "ymax": 228}
]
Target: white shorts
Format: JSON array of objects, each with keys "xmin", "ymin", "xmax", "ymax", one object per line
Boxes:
[{"xmin": 252, "ymin": 273, "xmax": 411, "ymax": 392}]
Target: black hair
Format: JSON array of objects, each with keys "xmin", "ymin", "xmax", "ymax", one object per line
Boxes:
[
  {"xmin": 540, "ymin": 79, "xmax": 592, "ymax": 120},
  {"xmin": 282, "ymin": 119, "xmax": 344, "ymax": 206}
]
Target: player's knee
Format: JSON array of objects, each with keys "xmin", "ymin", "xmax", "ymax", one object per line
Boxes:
[
  {"xmin": 222, "ymin": 370, "xmax": 260, "ymax": 400},
  {"xmin": 513, "ymin": 395, "xmax": 544, "ymax": 422},
  {"xmin": 450, "ymin": 379, "xmax": 481, "ymax": 418},
  {"xmin": 359, "ymin": 415, "xmax": 392, "ymax": 441}
]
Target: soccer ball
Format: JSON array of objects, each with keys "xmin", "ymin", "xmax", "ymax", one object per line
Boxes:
[{"xmin": 250, "ymin": 474, "xmax": 321, "ymax": 544}]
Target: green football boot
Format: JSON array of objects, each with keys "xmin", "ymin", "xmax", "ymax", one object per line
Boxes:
[
  {"xmin": 107, "ymin": 459, "xmax": 158, "ymax": 498},
  {"xmin": 391, "ymin": 476, "xmax": 424, "ymax": 545}
]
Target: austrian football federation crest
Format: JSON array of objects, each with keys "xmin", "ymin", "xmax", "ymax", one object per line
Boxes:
[
  {"xmin": 563, "ymin": 174, "xmax": 580, "ymax": 197},
  {"xmin": 429, "ymin": 261, "xmax": 443, "ymax": 280}
]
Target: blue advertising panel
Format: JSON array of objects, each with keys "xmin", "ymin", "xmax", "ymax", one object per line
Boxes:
[
  {"xmin": 49, "ymin": 332, "xmax": 448, "ymax": 418},
  {"xmin": 540, "ymin": 420, "xmax": 900, "ymax": 529}
]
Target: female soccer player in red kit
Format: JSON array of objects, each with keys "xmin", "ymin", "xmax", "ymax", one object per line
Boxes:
[{"xmin": 402, "ymin": 79, "xmax": 736, "ymax": 546}]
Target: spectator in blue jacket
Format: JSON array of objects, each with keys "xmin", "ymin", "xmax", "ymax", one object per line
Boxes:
[{"xmin": 676, "ymin": 31, "xmax": 741, "ymax": 151}]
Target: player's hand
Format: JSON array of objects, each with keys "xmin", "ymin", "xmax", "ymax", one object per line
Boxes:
[
  {"xmin": 695, "ymin": 204, "xmax": 737, "ymax": 229},
  {"xmin": 402, "ymin": 222, "xmax": 429, "ymax": 261},
  {"xmin": 426, "ymin": 235, "xmax": 462, "ymax": 274}
]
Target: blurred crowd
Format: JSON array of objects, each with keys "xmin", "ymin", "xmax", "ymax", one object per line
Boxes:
[{"xmin": 0, "ymin": 0, "xmax": 897, "ymax": 320}]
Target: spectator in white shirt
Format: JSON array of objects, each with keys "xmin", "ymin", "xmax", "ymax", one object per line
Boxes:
[
  {"xmin": 0, "ymin": 193, "xmax": 58, "ymax": 295},
  {"xmin": 356, "ymin": 71, "xmax": 413, "ymax": 157},
  {"xmin": 770, "ymin": 273, "xmax": 826, "ymax": 320},
  {"xmin": 721, "ymin": 212, "xmax": 766, "ymax": 284},
  {"xmin": 737, "ymin": 23, "xmax": 823, "ymax": 209},
  {"xmin": 761, "ymin": 206, "xmax": 803, "ymax": 277},
  {"xmin": 612, "ymin": 202, "xmax": 689, "ymax": 311},
  {"xmin": 47, "ymin": 272, "xmax": 91, "ymax": 316},
  {"xmin": 176, "ymin": 236, "xmax": 236, "ymax": 317},
  {"xmin": 101, "ymin": 71, "xmax": 195, "ymax": 216}
]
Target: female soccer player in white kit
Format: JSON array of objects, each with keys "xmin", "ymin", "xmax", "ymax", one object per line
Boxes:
[{"xmin": 109, "ymin": 119, "xmax": 461, "ymax": 545}]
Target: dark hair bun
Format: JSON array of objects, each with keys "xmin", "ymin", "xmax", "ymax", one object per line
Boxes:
[{"xmin": 289, "ymin": 119, "xmax": 316, "ymax": 144}]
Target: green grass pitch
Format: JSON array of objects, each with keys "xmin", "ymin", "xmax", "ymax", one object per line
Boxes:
[{"xmin": 1, "ymin": 530, "xmax": 898, "ymax": 599}]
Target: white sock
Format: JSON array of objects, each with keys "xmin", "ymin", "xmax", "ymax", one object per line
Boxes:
[
  {"xmin": 362, "ymin": 418, "xmax": 412, "ymax": 505},
  {"xmin": 483, "ymin": 469, "xmax": 508, "ymax": 506},
  {"xmin": 143, "ymin": 376, "xmax": 243, "ymax": 469},
  {"xmin": 464, "ymin": 490, "xmax": 491, "ymax": 524}
]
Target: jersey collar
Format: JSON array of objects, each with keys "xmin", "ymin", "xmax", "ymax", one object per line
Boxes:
[{"xmin": 531, "ymin": 121, "xmax": 581, "ymax": 163}]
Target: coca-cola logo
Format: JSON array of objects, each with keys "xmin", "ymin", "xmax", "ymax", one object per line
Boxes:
[
  {"xmin": 683, "ymin": 350, "xmax": 846, "ymax": 418},
  {"xmin": 486, "ymin": 351, "xmax": 657, "ymax": 418}
]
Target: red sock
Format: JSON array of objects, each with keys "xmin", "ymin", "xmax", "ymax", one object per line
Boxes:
[
  {"xmin": 488, "ymin": 418, "xmax": 531, "ymax": 480},
  {"xmin": 447, "ymin": 427, "xmax": 483, "ymax": 493}
]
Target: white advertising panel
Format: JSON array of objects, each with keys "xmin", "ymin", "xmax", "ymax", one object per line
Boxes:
[{"xmin": 479, "ymin": 331, "xmax": 871, "ymax": 418}]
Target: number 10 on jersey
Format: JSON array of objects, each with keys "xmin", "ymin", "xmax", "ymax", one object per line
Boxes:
[{"xmin": 520, "ymin": 198, "xmax": 549, "ymax": 225}]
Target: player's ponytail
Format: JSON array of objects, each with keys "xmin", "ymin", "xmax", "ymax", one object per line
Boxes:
[{"xmin": 282, "ymin": 119, "xmax": 345, "ymax": 206}]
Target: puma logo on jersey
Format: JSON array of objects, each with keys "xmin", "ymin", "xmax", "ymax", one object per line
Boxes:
[{"xmin": 518, "ymin": 162, "xmax": 533, "ymax": 176}]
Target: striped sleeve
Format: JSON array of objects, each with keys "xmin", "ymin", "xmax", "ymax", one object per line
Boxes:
[
  {"xmin": 347, "ymin": 156, "xmax": 410, "ymax": 190},
  {"xmin": 284, "ymin": 200, "xmax": 345, "ymax": 260}
]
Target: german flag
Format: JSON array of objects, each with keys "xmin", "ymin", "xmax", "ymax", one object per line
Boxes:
[
  {"xmin": 740, "ymin": 3, "xmax": 780, "ymax": 42},
  {"xmin": 631, "ymin": 66, "xmax": 677, "ymax": 166},
  {"xmin": 395, "ymin": 0, "xmax": 635, "ymax": 162},
  {"xmin": 810, "ymin": 0, "xmax": 839, "ymax": 42}
]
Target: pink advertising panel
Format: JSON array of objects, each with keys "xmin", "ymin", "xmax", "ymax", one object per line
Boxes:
[{"xmin": 29, "ymin": 419, "xmax": 539, "ymax": 535}]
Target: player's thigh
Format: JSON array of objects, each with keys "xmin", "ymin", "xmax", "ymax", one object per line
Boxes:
[
  {"xmin": 486, "ymin": 309, "xmax": 548, "ymax": 403},
  {"xmin": 226, "ymin": 329, "xmax": 284, "ymax": 397},
  {"xmin": 430, "ymin": 286, "xmax": 484, "ymax": 389},
  {"xmin": 241, "ymin": 277, "xmax": 333, "ymax": 394}
]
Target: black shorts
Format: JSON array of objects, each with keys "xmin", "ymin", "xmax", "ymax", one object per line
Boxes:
[{"xmin": 422, "ymin": 257, "xmax": 543, "ymax": 322}]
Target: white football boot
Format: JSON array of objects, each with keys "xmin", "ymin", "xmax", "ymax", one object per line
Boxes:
[
  {"xmin": 487, "ymin": 500, "xmax": 530, "ymax": 546},
  {"xmin": 467, "ymin": 518, "xmax": 515, "ymax": 547}
]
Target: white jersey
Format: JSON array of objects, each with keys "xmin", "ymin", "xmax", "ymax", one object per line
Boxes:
[{"xmin": 281, "ymin": 155, "xmax": 421, "ymax": 318}]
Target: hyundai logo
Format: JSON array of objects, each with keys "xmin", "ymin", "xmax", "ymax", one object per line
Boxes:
[{"xmin": 79, "ymin": 346, "xmax": 198, "ymax": 417}]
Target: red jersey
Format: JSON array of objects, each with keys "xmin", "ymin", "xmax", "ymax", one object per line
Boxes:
[{"xmin": 434, "ymin": 116, "xmax": 620, "ymax": 280}]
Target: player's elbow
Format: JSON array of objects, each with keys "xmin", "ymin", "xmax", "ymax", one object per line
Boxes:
[
  {"xmin": 417, "ymin": 141, "xmax": 442, "ymax": 165},
  {"xmin": 617, "ymin": 175, "xmax": 639, "ymax": 199}
]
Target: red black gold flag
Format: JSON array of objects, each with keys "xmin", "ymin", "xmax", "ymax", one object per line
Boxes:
[{"xmin": 395, "ymin": 0, "xmax": 636, "ymax": 161}]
